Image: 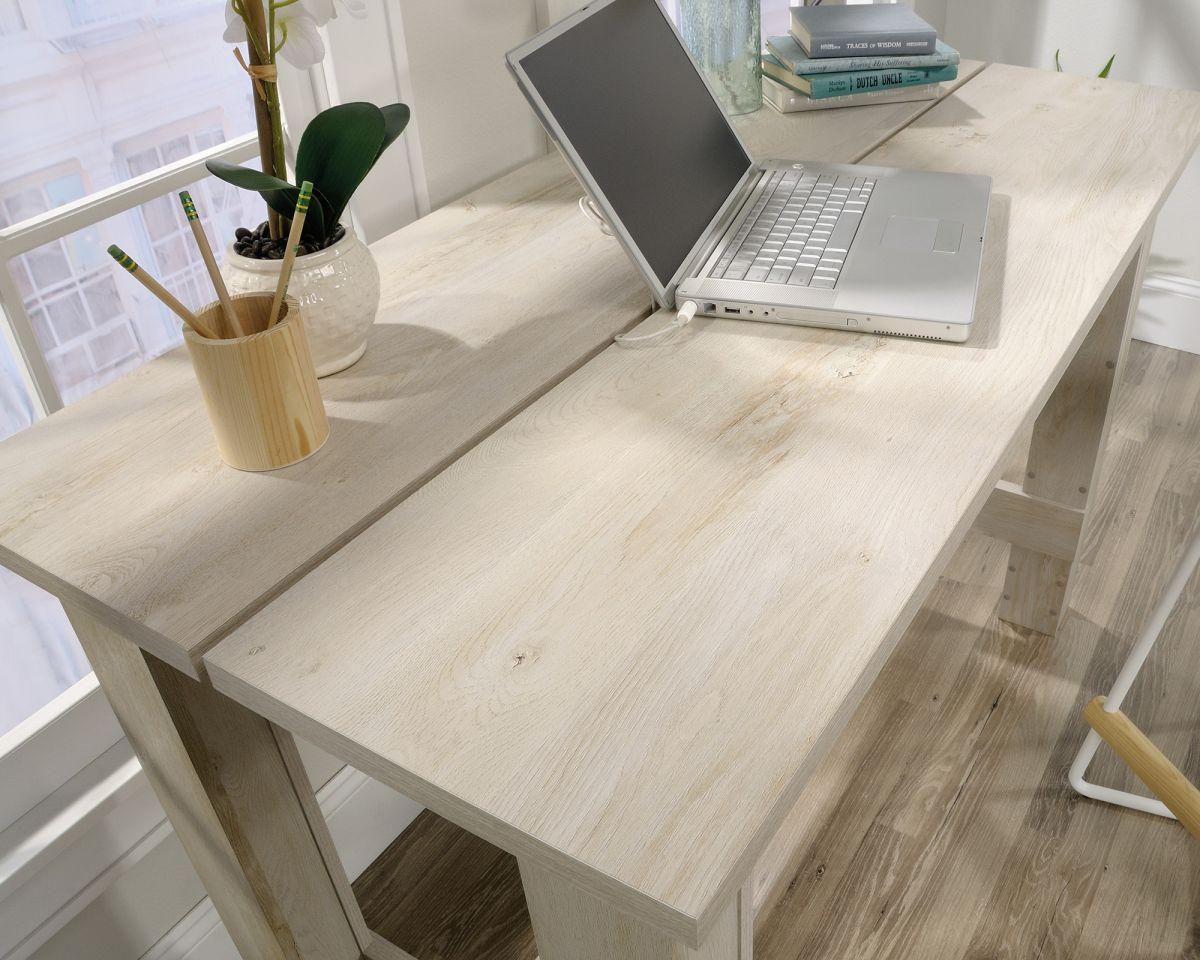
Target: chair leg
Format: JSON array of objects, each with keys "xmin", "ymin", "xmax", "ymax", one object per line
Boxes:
[
  {"xmin": 1068, "ymin": 529, "xmax": 1200, "ymax": 824},
  {"xmin": 1082, "ymin": 697, "xmax": 1200, "ymax": 842}
]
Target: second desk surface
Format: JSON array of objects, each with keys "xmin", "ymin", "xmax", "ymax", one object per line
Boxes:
[{"xmin": 206, "ymin": 64, "xmax": 1200, "ymax": 945}]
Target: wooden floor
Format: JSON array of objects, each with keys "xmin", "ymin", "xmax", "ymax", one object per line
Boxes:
[{"xmin": 354, "ymin": 339, "xmax": 1200, "ymax": 960}]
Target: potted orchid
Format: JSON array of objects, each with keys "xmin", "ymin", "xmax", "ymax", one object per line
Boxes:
[{"xmin": 211, "ymin": 0, "xmax": 410, "ymax": 376}]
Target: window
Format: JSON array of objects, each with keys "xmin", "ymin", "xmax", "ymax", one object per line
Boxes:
[
  {"xmin": 6, "ymin": 167, "xmax": 259, "ymax": 409},
  {"xmin": 0, "ymin": 318, "xmax": 35, "ymax": 437},
  {"xmin": 0, "ymin": 0, "xmax": 260, "ymax": 744},
  {"xmin": 0, "ymin": 0, "xmax": 26, "ymax": 34}
]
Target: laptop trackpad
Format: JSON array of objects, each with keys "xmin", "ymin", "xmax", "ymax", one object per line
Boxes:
[{"xmin": 880, "ymin": 216, "xmax": 963, "ymax": 253}]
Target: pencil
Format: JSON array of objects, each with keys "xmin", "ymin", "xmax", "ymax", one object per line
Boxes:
[
  {"xmin": 107, "ymin": 245, "xmax": 219, "ymax": 340},
  {"xmin": 179, "ymin": 191, "xmax": 244, "ymax": 337},
  {"xmin": 268, "ymin": 180, "xmax": 313, "ymax": 329}
]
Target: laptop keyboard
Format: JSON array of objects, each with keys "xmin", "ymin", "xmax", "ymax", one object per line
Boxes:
[{"xmin": 710, "ymin": 169, "xmax": 874, "ymax": 288}]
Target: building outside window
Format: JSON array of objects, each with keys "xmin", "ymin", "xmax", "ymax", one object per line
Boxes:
[{"xmin": 0, "ymin": 0, "xmax": 261, "ymax": 738}]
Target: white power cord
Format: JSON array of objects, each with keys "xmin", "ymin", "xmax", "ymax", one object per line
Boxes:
[
  {"xmin": 577, "ymin": 195, "xmax": 614, "ymax": 237},
  {"xmin": 615, "ymin": 299, "xmax": 698, "ymax": 346},
  {"xmin": 576, "ymin": 194, "xmax": 698, "ymax": 346}
]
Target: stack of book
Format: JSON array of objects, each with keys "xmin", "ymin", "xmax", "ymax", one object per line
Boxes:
[{"xmin": 762, "ymin": 5, "xmax": 959, "ymax": 113}]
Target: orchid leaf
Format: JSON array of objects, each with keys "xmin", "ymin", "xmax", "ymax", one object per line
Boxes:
[
  {"xmin": 295, "ymin": 102, "xmax": 386, "ymax": 229},
  {"xmin": 377, "ymin": 103, "xmax": 411, "ymax": 163},
  {"xmin": 205, "ymin": 159, "xmax": 326, "ymax": 242},
  {"xmin": 206, "ymin": 160, "xmax": 296, "ymax": 221},
  {"xmin": 208, "ymin": 100, "xmax": 409, "ymax": 244}
]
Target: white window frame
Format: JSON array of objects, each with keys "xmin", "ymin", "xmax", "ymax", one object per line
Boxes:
[{"xmin": 0, "ymin": 132, "xmax": 257, "ymax": 417}]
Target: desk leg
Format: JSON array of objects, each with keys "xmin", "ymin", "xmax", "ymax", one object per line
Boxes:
[
  {"xmin": 999, "ymin": 237, "xmax": 1151, "ymax": 636},
  {"xmin": 68, "ymin": 606, "xmax": 370, "ymax": 960},
  {"xmin": 519, "ymin": 860, "xmax": 751, "ymax": 960}
]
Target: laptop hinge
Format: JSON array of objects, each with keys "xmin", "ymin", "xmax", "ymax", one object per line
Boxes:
[{"xmin": 679, "ymin": 166, "xmax": 772, "ymax": 288}]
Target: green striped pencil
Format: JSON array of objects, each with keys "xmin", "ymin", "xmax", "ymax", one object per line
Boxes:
[
  {"xmin": 268, "ymin": 181, "xmax": 313, "ymax": 329},
  {"xmin": 180, "ymin": 191, "xmax": 243, "ymax": 337},
  {"xmin": 107, "ymin": 244, "xmax": 219, "ymax": 340}
]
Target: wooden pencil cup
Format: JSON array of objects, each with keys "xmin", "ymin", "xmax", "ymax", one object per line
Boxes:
[{"xmin": 184, "ymin": 292, "xmax": 330, "ymax": 472}]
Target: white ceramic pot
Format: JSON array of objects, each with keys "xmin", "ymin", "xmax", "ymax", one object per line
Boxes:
[{"xmin": 223, "ymin": 227, "xmax": 380, "ymax": 377}]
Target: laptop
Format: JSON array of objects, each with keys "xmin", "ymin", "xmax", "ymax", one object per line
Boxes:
[{"xmin": 506, "ymin": 0, "xmax": 991, "ymax": 342}]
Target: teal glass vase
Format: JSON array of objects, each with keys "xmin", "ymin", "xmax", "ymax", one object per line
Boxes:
[{"xmin": 678, "ymin": 0, "xmax": 762, "ymax": 116}]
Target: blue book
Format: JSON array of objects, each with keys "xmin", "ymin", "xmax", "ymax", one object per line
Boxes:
[
  {"xmin": 761, "ymin": 55, "xmax": 957, "ymax": 100},
  {"xmin": 766, "ymin": 35, "xmax": 959, "ymax": 75},
  {"xmin": 790, "ymin": 4, "xmax": 938, "ymax": 58}
]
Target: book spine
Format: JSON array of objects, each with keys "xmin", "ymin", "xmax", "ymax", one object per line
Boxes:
[
  {"xmin": 762, "ymin": 76, "xmax": 939, "ymax": 113},
  {"xmin": 808, "ymin": 65, "xmax": 956, "ymax": 99},
  {"xmin": 795, "ymin": 25, "xmax": 937, "ymax": 59},
  {"xmin": 769, "ymin": 44, "xmax": 957, "ymax": 75},
  {"xmin": 762, "ymin": 61, "xmax": 809, "ymax": 95}
]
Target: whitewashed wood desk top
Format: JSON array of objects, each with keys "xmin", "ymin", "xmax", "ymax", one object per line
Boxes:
[
  {"xmin": 206, "ymin": 63, "xmax": 1200, "ymax": 944},
  {"xmin": 0, "ymin": 66, "xmax": 980, "ymax": 679}
]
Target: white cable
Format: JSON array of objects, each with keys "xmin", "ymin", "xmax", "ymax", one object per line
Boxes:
[
  {"xmin": 577, "ymin": 195, "xmax": 614, "ymax": 237},
  {"xmin": 615, "ymin": 300, "xmax": 698, "ymax": 346},
  {"xmin": 574, "ymin": 194, "xmax": 697, "ymax": 346}
]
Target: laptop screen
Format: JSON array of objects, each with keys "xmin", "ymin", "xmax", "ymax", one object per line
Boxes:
[{"xmin": 516, "ymin": 0, "xmax": 753, "ymax": 287}]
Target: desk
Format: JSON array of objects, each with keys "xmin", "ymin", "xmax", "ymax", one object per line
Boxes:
[
  {"xmin": 0, "ymin": 65, "xmax": 984, "ymax": 960},
  {"xmin": 205, "ymin": 63, "xmax": 1200, "ymax": 960}
]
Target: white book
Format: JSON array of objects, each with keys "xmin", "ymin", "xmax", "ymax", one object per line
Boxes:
[{"xmin": 762, "ymin": 75, "xmax": 940, "ymax": 113}]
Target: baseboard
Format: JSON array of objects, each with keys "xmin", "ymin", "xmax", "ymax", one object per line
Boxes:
[
  {"xmin": 1133, "ymin": 272, "xmax": 1200, "ymax": 355},
  {"xmin": 1, "ymin": 759, "xmax": 421, "ymax": 960}
]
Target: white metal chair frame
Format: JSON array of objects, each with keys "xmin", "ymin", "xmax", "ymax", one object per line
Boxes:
[{"xmin": 1069, "ymin": 530, "xmax": 1200, "ymax": 825}]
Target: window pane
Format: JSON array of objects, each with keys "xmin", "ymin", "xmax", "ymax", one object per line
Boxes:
[
  {"xmin": 0, "ymin": 168, "xmax": 263, "ymax": 740},
  {"xmin": 0, "ymin": 0, "xmax": 26, "ymax": 35},
  {"xmin": 0, "ymin": 2, "xmax": 255, "ymax": 227},
  {"xmin": 14, "ymin": 173, "xmax": 261, "ymax": 404},
  {"xmin": 0, "ymin": 329, "xmax": 77, "ymax": 743},
  {"xmin": 0, "ymin": 320, "xmax": 35, "ymax": 442},
  {"xmin": 0, "ymin": 567, "xmax": 86, "ymax": 740},
  {"xmin": 0, "ymin": 0, "xmax": 263, "ymax": 744}
]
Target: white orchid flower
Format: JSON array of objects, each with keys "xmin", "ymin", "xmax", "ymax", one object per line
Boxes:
[{"xmin": 223, "ymin": 0, "xmax": 367, "ymax": 70}]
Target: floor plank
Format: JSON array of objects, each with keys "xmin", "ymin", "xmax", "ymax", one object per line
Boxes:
[
  {"xmin": 354, "ymin": 340, "xmax": 1200, "ymax": 960},
  {"xmin": 353, "ymin": 811, "xmax": 536, "ymax": 960}
]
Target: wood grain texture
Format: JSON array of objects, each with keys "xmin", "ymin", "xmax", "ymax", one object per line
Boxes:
[
  {"xmin": 185, "ymin": 294, "xmax": 329, "ymax": 472},
  {"xmin": 272, "ymin": 722, "xmax": 374, "ymax": 953},
  {"xmin": 520, "ymin": 861, "xmax": 748, "ymax": 960},
  {"xmin": 999, "ymin": 240, "xmax": 1151, "ymax": 634},
  {"xmin": 141, "ymin": 658, "xmax": 366, "ymax": 960},
  {"xmin": 0, "ymin": 155, "xmax": 645, "ymax": 675},
  {"xmin": 1083, "ymin": 696, "xmax": 1200, "ymax": 841},
  {"xmin": 754, "ymin": 340, "xmax": 1200, "ymax": 960},
  {"xmin": 205, "ymin": 65, "xmax": 1200, "ymax": 944},
  {"xmin": 351, "ymin": 341, "xmax": 1200, "ymax": 960},
  {"xmin": 66, "ymin": 606, "xmax": 362, "ymax": 960},
  {"xmin": 364, "ymin": 934, "xmax": 419, "ymax": 960},
  {"xmin": 354, "ymin": 810, "xmax": 535, "ymax": 960},
  {"xmin": 976, "ymin": 479, "xmax": 1084, "ymax": 561},
  {"xmin": 0, "ymin": 76, "xmax": 978, "ymax": 675}
]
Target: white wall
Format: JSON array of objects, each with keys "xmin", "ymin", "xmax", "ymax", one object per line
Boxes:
[
  {"xmin": 320, "ymin": 0, "xmax": 549, "ymax": 241},
  {"xmin": 391, "ymin": 0, "xmax": 547, "ymax": 210},
  {"xmin": 941, "ymin": 0, "xmax": 1200, "ymax": 352}
]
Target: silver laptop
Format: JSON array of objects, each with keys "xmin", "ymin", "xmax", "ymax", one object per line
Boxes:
[{"xmin": 506, "ymin": 0, "xmax": 991, "ymax": 342}]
